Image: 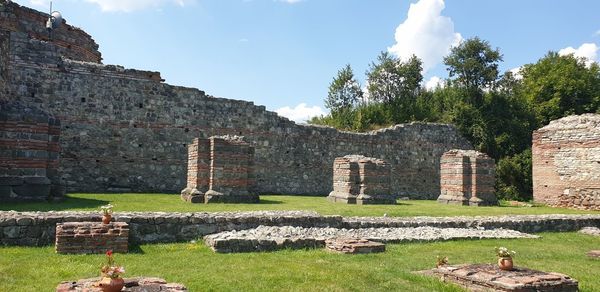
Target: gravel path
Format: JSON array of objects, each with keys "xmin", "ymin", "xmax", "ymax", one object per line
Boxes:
[{"xmin": 205, "ymin": 225, "xmax": 538, "ymax": 253}]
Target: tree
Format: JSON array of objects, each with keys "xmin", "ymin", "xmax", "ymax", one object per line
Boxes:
[
  {"xmin": 366, "ymin": 52, "xmax": 423, "ymax": 122},
  {"xmin": 520, "ymin": 52, "xmax": 600, "ymax": 126},
  {"xmin": 324, "ymin": 64, "xmax": 363, "ymax": 129},
  {"xmin": 444, "ymin": 37, "xmax": 503, "ymax": 104}
]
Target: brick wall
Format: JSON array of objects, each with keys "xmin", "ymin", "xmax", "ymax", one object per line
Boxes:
[
  {"xmin": 55, "ymin": 222, "xmax": 129, "ymax": 254},
  {"xmin": 532, "ymin": 114, "xmax": 600, "ymax": 210},
  {"xmin": 437, "ymin": 150, "xmax": 497, "ymax": 206},
  {"xmin": 0, "ymin": 101, "xmax": 64, "ymax": 201}
]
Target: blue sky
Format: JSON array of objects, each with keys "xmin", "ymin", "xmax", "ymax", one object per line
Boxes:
[{"xmin": 16, "ymin": 0, "xmax": 600, "ymax": 122}]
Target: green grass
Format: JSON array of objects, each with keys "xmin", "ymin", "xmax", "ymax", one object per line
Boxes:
[
  {"xmin": 1, "ymin": 193, "xmax": 598, "ymax": 217},
  {"xmin": 1, "ymin": 233, "xmax": 599, "ymax": 291}
]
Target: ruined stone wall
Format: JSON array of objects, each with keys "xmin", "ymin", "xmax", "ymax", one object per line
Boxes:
[
  {"xmin": 532, "ymin": 114, "xmax": 600, "ymax": 210},
  {"xmin": 0, "ymin": 0, "xmax": 101, "ymax": 63},
  {"xmin": 1, "ymin": 2, "xmax": 472, "ymax": 198}
]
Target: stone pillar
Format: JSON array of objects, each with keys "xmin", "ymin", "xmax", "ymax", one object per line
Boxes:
[
  {"xmin": 182, "ymin": 135, "xmax": 258, "ymax": 203},
  {"xmin": 328, "ymin": 155, "xmax": 395, "ymax": 205},
  {"xmin": 0, "ymin": 101, "xmax": 65, "ymax": 202},
  {"xmin": 205, "ymin": 136, "xmax": 258, "ymax": 203},
  {"xmin": 437, "ymin": 150, "xmax": 497, "ymax": 206},
  {"xmin": 180, "ymin": 138, "xmax": 210, "ymax": 203}
]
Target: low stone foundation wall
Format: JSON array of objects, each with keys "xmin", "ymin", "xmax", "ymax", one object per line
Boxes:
[{"xmin": 1, "ymin": 211, "xmax": 599, "ymax": 246}]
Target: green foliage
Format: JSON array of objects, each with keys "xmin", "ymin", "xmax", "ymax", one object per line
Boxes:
[
  {"xmin": 444, "ymin": 37, "xmax": 503, "ymax": 102},
  {"xmin": 325, "ymin": 64, "xmax": 363, "ymax": 129},
  {"xmin": 495, "ymin": 149, "xmax": 533, "ymax": 201},
  {"xmin": 312, "ymin": 37, "xmax": 600, "ymax": 201},
  {"xmin": 520, "ymin": 52, "xmax": 600, "ymax": 126}
]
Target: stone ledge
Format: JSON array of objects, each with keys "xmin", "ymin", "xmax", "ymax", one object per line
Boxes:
[
  {"xmin": 325, "ymin": 238, "xmax": 385, "ymax": 254},
  {"xmin": 204, "ymin": 225, "xmax": 536, "ymax": 253},
  {"xmin": 420, "ymin": 264, "xmax": 578, "ymax": 292}
]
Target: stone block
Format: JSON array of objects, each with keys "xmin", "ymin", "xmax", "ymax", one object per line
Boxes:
[
  {"xmin": 420, "ymin": 263, "xmax": 578, "ymax": 291},
  {"xmin": 325, "ymin": 238, "xmax": 385, "ymax": 254}
]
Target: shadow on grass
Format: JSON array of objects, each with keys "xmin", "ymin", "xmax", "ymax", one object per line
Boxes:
[
  {"xmin": 258, "ymin": 199, "xmax": 284, "ymax": 205},
  {"xmin": 0, "ymin": 196, "xmax": 109, "ymax": 212},
  {"xmin": 127, "ymin": 245, "xmax": 146, "ymax": 254}
]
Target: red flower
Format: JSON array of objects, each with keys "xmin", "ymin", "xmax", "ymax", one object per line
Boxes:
[{"xmin": 106, "ymin": 250, "xmax": 113, "ymax": 257}]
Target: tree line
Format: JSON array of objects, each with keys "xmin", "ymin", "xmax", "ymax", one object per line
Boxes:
[{"xmin": 310, "ymin": 37, "xmax": 600, "ymax": 201}]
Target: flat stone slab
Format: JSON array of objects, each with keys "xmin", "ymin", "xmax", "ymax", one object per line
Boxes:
[
  {"xmin": 325, "ymin": 238, "xmax": 385, "ymax": 254},
  {"xmin": 205, "ymin": 225, "xmax": 537, "ymax": 253},
  {"xmin": 579, "ymin": 226, "xmax": 600, "ymax": 236},
  {"xmin": 587, "ymin": 250, "xmax": 600, "ymax": 259},
  {"xmin": 420, "ymin": 264, "xmax": 578, "ymax": 291},
  {"xmin": 56, "ymin": 277, "xmax": 187, "ymax": 291}
]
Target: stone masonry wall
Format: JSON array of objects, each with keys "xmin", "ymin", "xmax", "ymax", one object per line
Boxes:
[
  {"xmin": 437, "ymin": 150, "xmax": 497, "ymax": 206},
  {"xmin": 0, "ymin": 0, "xmax": 101, "ymax": 63},
  {"xmin": 532, "ymin": 114, "xmax": 600, "ymax": 210},
  {"xmin": 1, "ymin": 2, "xmax": 472, "ymax": 198},
  {"xmin": 1, "ymin": 211, "xmax": 599, "ymax": 247},
  {"xmin": 0, "ymin": 101, "xmax": 64, "ymax": 201}
]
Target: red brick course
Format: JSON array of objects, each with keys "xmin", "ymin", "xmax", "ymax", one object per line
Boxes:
[{"xmin": 55, "ymin": 222, "xmax": 129, "ymax": 254}]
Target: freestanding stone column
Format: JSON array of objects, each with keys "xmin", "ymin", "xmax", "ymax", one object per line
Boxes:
[
  {"xmin": 182, "ymin": 135, "xmax": 258, "ymax": 203},
  {"xmin": 532, "ymin": 114, "xmax": 600, "ymax": 210},
  {"xmin": 328, "ymin": 155, "xmax": 395, "ymax": 205},
  {"xmin": 0, "ymin": 101, "xmax": 64, "ymax": 202},
  {"xmin": 437, "ymin": 150, "xmax": 497, "ymax": 206}
]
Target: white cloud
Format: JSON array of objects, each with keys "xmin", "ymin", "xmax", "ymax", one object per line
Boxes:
[
  {"xmin": 84, "ymin": 0, "xmax": 193, "ymax": 12},
  {"xmin": 424, "ymin": 76, "xmax": 444, "ymax": 90},
  {"xmin": 276, "ymin": 103, "xmax": 325, "ymax": 123},
  {"xmin": 595, "ymin": 30, "xmax": 600, "ymax": 36},
  {"xmin": 388, "ymin": 0, "xmax": 462, "ymax": 74},
  {"xmin": 508, "ymin": 66, "xmax": 523, "ymax": 80},
  {"xmin": 558, "ymin": 43, "xmax": 599, "ymax": 66}
]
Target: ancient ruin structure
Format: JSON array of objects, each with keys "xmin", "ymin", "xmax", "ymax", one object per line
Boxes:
[
  {"xmin": 55, "ymin": 222, "xmax": 129, "ymax": 254},
  {"xmin": 328, "ymin": 155, "xmax": 395, "ymax": 204},
  {"xmin": 181, "ymin": 136, "xmax": 258, "ymax": 203},
  {"xmin": 437, "ymin": 150, "xmax": 497, "ymax": 206},
  {"xmin": 532, "ymin": 114, "xmax": 600, "ymax": 210},
  {"xmin": 0, "ymin": 1, "xmax": 472, "ymax": 198},
  {"xmin": 0, "ymin": 101, "xmax": 64, "ymax": 202}
]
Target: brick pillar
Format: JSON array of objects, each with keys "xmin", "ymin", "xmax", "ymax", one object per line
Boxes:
[
  {"xmin": 180, "ymin": 138, "xmax": 210, "ymax": 203},
  {"xmin": 438, "ymin": 150, "xmax": 497, "ymax": 206},
  {"xmin": 204, "ymin": 136, "xmax": 258, "ymax": 203},
  {"xmin": 328, "ymin": 155, "xmax": 395, "ymax": 205}
]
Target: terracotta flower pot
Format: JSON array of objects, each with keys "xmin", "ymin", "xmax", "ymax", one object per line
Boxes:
[
  {"xmin": 498, "ymin": 257, "xmax": 514, "ymax": 271},
  {"xmin": 102, "ymin": 214, "xmax": 112, "ymax": 224},
  {"xmin": 98, "ymin": 277, "xmax": 124, "ymax": 292}
]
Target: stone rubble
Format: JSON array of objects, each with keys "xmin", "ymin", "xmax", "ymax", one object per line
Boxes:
[
  {"xmin": 204, "ymin": 225, "xmax": 538, "ymax": 253},
  {"xmin": 578, "ymin": 226, "xmax": 600, "ymax": 236}
]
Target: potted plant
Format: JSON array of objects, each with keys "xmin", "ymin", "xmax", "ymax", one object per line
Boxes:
[
  {"xmin": 495, "ymin": 246, "xmax": 516, "ymax": 271},
  {"xmin": 98, "ymin": 250, "xmax": 125, "ymax": 292},
  {"xmin": 100, "ymin": 204, "xmax": 114, "ymax": 224}
]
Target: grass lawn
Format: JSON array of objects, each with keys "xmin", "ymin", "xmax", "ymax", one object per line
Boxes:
[
  {"xmin": 2, "ymin": 194, "xmax": 599, "ymax": 291},
  {"xmin": 1, "ymin": 193, "xmax": 598, "ymax": 217},
  {"xmin": 1, "ymin": 233, "xmax": 599, "ymax": 291}
]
